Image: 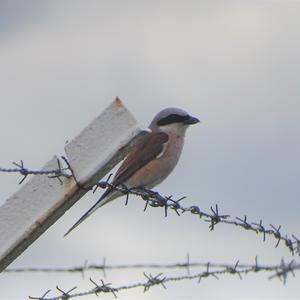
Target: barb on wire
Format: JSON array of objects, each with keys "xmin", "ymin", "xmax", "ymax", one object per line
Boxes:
[
  {"xmin": 0, "ymin": 159, "xmax": 71, "ymax": 184},
  {"xmin": 89, "ymin": 278, "xmax": 117, "ymax": 298},
  {"xmin": 198, "ymin": 262, "xmax": 219, "ymax": 282},
  {"xmin": 92, "ymin": 181, "xmax": 300, "ymax": 257},
  {"xmin": 29, "ymin": 290, "xmax": 51, "ymax": 300},
  {"xmin": 27, "ymin": 259, "xmax": 300, "ymax": 300},
  {"xmin": 143, "ymin": 272, "xmax": 167, "ymax": 292},
  {"xmin": 268, "ymin": 259, "xmax": 297, "ymax": 284}
]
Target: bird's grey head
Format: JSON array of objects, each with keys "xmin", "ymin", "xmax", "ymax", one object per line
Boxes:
[{"xmin": 149, "ymin": 108, "xmax": 200, "ymax": 131}]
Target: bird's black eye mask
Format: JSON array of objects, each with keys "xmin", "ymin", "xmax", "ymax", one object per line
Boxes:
[{"xmin": 157, "ymin": 114, "xmax": 190, "ymax": 126}]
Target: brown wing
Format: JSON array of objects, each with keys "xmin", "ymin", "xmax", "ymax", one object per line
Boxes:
[
  {"xmin": 100, "ymin": 131, "xmax": 168, "ymax": 199},
  {"xmin": 64, "ymin": 131, "xmax": 168, "ymax": 236},
  {"xmin": 114, "ymin": 131, "xmax": 169, "ymax": 184}
]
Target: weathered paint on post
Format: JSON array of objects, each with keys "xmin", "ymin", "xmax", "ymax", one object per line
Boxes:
[{"xmin": 0, "ymin": 99, "xmax": 147, "ymax": 272}]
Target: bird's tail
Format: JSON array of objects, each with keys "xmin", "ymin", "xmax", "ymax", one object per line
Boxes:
[{"xmin": 64, "ymin": 190, "xmax": 119, "ymax": 237}]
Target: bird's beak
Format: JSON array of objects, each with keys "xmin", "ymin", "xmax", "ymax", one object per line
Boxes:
[{"xmin": 184, "ymin": 115, "xmax": 200, "ymax": 125}]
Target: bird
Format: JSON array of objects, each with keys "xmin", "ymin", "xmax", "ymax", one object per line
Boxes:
[{"xmin": 65, "ymin": 107, "xmax": 199, "ymax": 236}]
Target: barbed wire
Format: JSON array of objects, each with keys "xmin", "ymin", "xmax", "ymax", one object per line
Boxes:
[
  {"xmin": 27, "ymin": 258, "xmax": 299, "ymax": 300},
  {"xmin": 1, "ymin": 159, "xmax": 300, "ymax": 298},
  {"xmin": 1, "ymin": 159, "xmax": 299, "ymax": 257},
  {"xmin": 5, "ymin": 256, "xmax": 260, "ymax": 274},
  {"xmin": 5, "ymin": 256, "xmax": 299, "ymax": 276},
  {"xmin": 93, "ymin": 181, "xmax": 300, "ymax": 257},
  {"xmin": 0, "ymin": 159, "xmax": 71, "ymax": 184}
]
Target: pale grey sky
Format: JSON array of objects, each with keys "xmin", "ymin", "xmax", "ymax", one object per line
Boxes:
[{"xmin": 0, "ymin": 1, "xmax": 299, "ymax": 299}]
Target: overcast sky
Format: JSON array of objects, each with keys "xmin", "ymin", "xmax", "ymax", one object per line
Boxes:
[{"xmin": 0, "ymin": 1, "xmax": 300, "ymax": 299}]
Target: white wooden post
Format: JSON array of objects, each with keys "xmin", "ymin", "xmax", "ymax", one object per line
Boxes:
[{"xmin": 0, "ymin": 98, "xmax": 147, "ymax": 272}]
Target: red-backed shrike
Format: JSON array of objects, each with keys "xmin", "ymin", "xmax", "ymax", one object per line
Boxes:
[{"xmin": 65, "ymin": 108, "xmax": 199, "ymax": 236}]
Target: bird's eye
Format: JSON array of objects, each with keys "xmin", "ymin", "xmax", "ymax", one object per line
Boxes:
[{"xmin": 157, "ymin": 114, "xmax": 189, "ymax": 126}]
